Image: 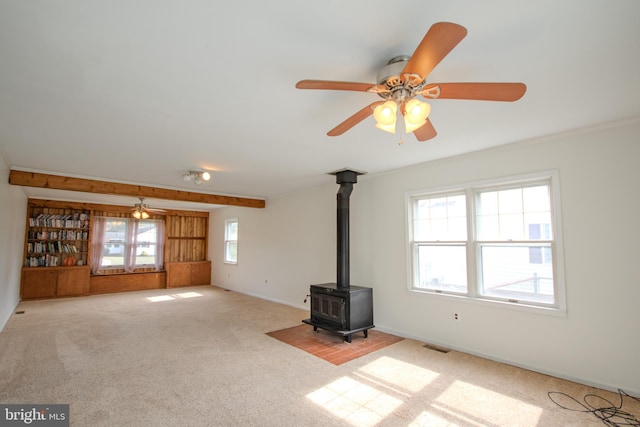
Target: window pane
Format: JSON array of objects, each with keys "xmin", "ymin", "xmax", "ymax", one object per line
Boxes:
[
  {"xmin": 415, "ymin": 245, "xmax": 467, "ymax": 294},
  {"xmin": 477, "ymin": 184, "xmax": 551, "ymax": 241},
  {"xmin": 429, "ymin": 197, "xmax": 448, "ymax": 219},
  {"xmin": 477, "ymin": 191, "xmax": 498, "ymax": 216},
  {"xmin": 135, "ymin": 220, "xmax": 158, "ymax": 266},
  {"xmin": 525, "ymin": 213, "xmax": 552, "ymax": 239},
  {"xmin": 479, "ymin": 244, "xmax": 554, "ymax": 304},
  {"xmin": 102, "ymin": 243, "xmax": 124, "ymax": 267},
  {"xmin": 103, "ymin": 219, "xmax": 126, "ymax": 267},
  {"xmin": 499, "ymin": 188, "xmax": 522, "ymax": 214},
  {"xmin": 225, "ymin": 242, "xmax": 237, "ymax": 263},
  {"xmin": 226, "ymin": 220, "xmax": 238, "ymax": 240},
  {"xmin": 499, "ymin": 213, "xmax": 524, "ymax": 240},
  {"xmin": 413, "ymin": 194, "xmax": 466, "ymax": 241},
  {"xmin": 523, "ymin": 185, "xmax": 550, "ymax": 212}
]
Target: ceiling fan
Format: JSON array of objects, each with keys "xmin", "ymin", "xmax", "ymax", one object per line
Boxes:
[
  {"xmin": 296, "ymin": 22, "xmax": 526, "ymax": 142},
  {"xmin": 131, "ymin": 197, "xmax": 166, "ymax": 219}
]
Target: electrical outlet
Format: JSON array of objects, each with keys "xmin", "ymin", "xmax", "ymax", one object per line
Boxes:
[
  {"xmin": 264, "ymin": 279, "xmax": 268, "ymax": 285},
  {"xmin": 454, "ymin": 313, "xmax": 460, "ymax": 321}
]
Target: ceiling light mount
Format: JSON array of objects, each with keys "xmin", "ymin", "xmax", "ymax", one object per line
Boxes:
[{"xmin": 182, "ymin": 169, "xmax": 211, "ymax": 185}]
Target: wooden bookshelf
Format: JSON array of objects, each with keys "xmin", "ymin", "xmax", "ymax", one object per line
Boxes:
[{"xmin": 22, "ymin": 201, "xmax": 92, "ymax": 298}]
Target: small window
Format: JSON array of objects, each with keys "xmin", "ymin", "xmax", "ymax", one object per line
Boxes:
[{"xmin": 224, "ymin": 218, "xmax": 238, "ymax": 264}]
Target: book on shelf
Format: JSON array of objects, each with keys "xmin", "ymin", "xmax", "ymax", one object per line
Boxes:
[
  {"xmin": 29, "ymin": 213, "xmax": 91, "ymax": 229},
  {"xmin": 26, "ymin": 254, "xmax": 60, "ymax": 267}
]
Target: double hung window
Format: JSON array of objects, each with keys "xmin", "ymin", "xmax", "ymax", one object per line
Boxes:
[
  {"xmin": 224, "ymin": 218, "xmax": 238, "ymax": 264},
  {"xmin": 408, "ymin": 172, "xmax": 564, "ymax": 310},
  {"xmin": 97, "ymin": 218, "xmax": 164, "ymax": 272}
]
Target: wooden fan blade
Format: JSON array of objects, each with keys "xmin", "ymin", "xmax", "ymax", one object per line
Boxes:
[
  {"xmin": 413, "ymin": 118, "xmax": 437, "ymax": 141},
  {"xmin": 421, "ymin": 82, "xmax": 526, "ymax": 101},
  {"xmin": 402, "ymin": 22, "xmax": 467, "ymax": 80},
  {"xmin": 328, "ymin": 101, "xmax": 384, "ymax": 136},
  {"xmin": 296, "ymin": 79, "xmax": 377, "ymax": 92}
]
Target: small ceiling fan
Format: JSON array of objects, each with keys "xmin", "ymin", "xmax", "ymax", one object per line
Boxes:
[
  {"xmin": 296, "ymin": 22, "xmax": 526, "ymax": 142},
  {"xmin": 131, "ymin": 197, "xmax": 166, "ymax": 219}
]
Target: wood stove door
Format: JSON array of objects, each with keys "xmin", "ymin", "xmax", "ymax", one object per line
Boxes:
[{"xmin": 311, "ymin": 293, "xmax": 346, "ymax": 329}]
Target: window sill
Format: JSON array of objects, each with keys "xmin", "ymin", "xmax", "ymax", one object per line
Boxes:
[
  {"xmin": 408, "ymin": 288, "xmax": 567, "ymax": 318},
  {"xmin": 91, "ymin": 270, "xmax": 165, "ymax": 277}
]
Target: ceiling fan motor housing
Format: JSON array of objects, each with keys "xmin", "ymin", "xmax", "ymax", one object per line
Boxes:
[
  {"xmin": 376, "ymin": 55, "xmax": 410, "ymax": 84},
  {"xmin": 376, "ymin": 55, "xmax": 424, "ymax": 103}
]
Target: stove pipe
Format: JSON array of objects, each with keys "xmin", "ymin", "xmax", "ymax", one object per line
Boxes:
[{"xmin": 333, "ymin": 169, "xmax": 361, "ymax": 290}]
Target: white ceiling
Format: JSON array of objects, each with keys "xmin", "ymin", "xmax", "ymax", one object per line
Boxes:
[{"xmin": 1, "ymin": 1, "xmax": 639, "ymax": 210}]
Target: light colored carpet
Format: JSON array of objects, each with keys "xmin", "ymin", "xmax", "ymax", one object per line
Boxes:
[{"xmin": 0, "ymin": 286, "xmax": 637, "ymax": 426}]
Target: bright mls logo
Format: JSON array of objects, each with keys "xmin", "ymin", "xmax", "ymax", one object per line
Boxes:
[{"xmin": 0, "ymin": 405, "xmax": 68, "ymax": 426}]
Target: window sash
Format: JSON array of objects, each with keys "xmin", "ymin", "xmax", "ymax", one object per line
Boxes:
[
  {"xmin": 413, "ymin": 242, "xmax": 468, "ymax": 294},
  {"xmin": 477, "ymin": 242, "xmax": 555, "ymax": 305}
]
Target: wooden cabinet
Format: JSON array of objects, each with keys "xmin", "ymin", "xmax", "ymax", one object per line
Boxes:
[
  {"xmin": 57, "ymin": 267, "xmax": 91, "ymax": 296},
  {"xmin": 166, "ymin": 261, "xmax": 211, "ymax": 288},
  {"xmin": 21, "ymin": 268, "xmax": 57, "ymax": 299},
  {"xmin": 21, "ymin": 266, "xmax": 90, "ymax": 299}
]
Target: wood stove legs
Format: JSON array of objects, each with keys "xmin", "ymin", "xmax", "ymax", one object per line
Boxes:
[{"xmin": 310, "ymin": 323, "xmax": 372, "ymax": 343}]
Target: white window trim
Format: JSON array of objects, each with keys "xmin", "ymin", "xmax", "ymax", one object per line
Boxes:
[
  {"xmin": 405, "ymin": 170, "xmax": 567, "ymax": 315},
  {"xmin": 224, "ymin": 218, "xmax": 238, "ymax": 265}
]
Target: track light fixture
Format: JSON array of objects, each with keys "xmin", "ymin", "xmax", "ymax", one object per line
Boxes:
[{"xmin": 182, "ymin": 170, "xmax": 211, "ymax": 185}]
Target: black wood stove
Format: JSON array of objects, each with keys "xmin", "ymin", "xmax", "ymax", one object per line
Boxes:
[{"xmin": 303, "ymin": 169, "xmax": 374, "ymax": 343}]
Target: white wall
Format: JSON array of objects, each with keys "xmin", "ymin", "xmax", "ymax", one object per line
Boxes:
[
  {"xmin": 210, "ymin": 184, "xmax": 337, "ymax": 306},
  {"xmin": 0, "ymin": 155, "xmax": 27, "ymax": 330},
  {"xmin": 210, "ymin": 119, "xmax": 640, "ymax": 395}
]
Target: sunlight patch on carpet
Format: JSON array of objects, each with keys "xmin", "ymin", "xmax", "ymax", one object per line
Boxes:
[
  {"xmin": 435, "ymin": 380, "xmax": 543, "ymax": 425},
  {"xmin": 306, "ymin": 376, "xmax": 403, "ymax": 427},
  {"xmin": 147, "ymin": 292, "xmax": 204, "ymax": 302},
  {"xmin": 357, "ymin": 356, "xmax": 439, "ymax": 393}
]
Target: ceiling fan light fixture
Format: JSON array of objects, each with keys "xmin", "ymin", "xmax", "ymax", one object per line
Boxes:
[
  {"xmin": 373, "ymin": 100, "xmax": 397, "ymax": 133},
  {"xmin": 132, "ymin": 210, "xmax": 141, "ymax": 219},
  {"xmin": 405, "ymin": 98, "xmax": 430, "ymax": 122},
  {"xmin": 403, "ymin": 99, "xmax": 431, "ymax": 133}
]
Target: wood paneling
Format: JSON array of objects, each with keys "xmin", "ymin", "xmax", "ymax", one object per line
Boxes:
[{"xmin": 165, "ymin": 215, "xmax": 208, "ymax": 262}]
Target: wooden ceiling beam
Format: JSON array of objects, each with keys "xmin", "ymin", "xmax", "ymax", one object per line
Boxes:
[{"xmin": 9, "ymin": 170, "xmax": 265, "ymax": 209}]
